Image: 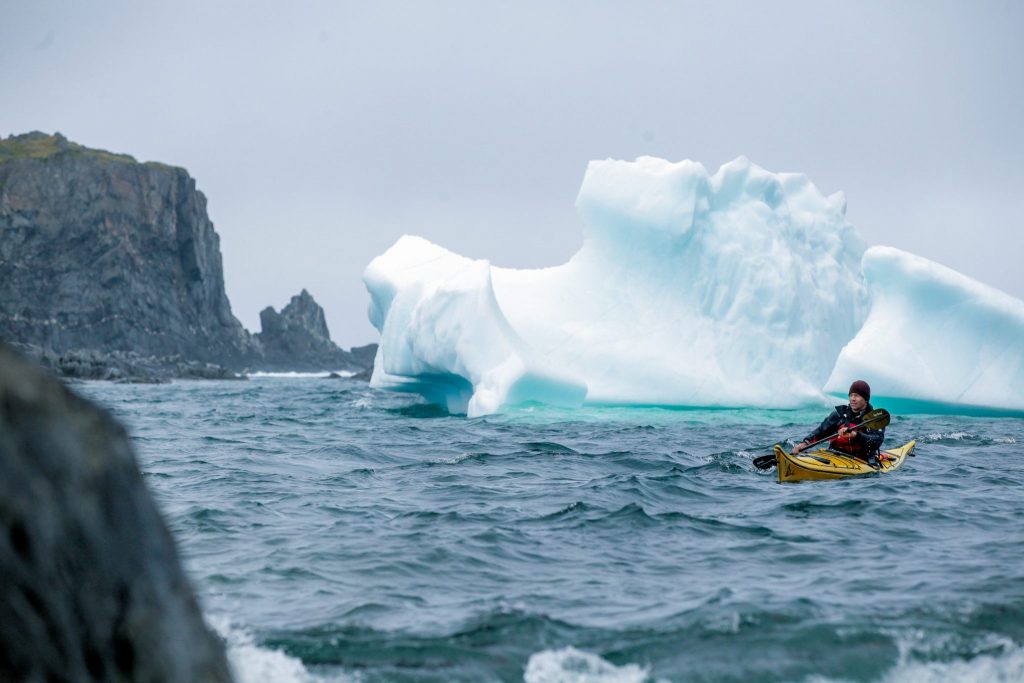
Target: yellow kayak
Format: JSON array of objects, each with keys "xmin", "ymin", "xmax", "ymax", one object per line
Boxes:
[{"xmin": 775, "ymin": 440, "xmax": 916, "ymax": 483}]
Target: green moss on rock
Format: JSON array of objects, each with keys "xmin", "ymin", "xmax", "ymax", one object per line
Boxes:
[{"xmin": 0, "ymin": 131, "xmax": 139, "ymax": 166}]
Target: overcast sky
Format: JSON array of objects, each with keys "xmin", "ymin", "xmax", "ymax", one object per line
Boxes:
[{"xmin": 3, "ymin": 1, "xmax": 1022, "ymax": 347}]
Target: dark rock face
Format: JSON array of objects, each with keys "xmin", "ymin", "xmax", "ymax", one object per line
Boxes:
[
  {"xmin": 11, "ymin": 342, "xmax": 241, "ymax": 383},
  {"xmin": 0, "ymin": 132, "xmax": 377, "ymax": 378},
  {"xmin": 255, "ymin": 289, "xmax": 371, "ymax": 372},
  {"xmin": 349, "ymin": 343, "xmax": 379, "ymax": 370},
  {"xmin": 0, "ymin": 343, "xmax": 233, "ymax": 682},
  {"xmin": 347, "ymin": 344, "xmax": 379, "ymax": 381},
  {"xmin": 0, "ymin": 132, "xmax": 256, "ymax": 370}
]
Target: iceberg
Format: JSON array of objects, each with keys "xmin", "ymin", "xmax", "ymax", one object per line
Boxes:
[
  {"xmin": 363, "ymin": 236, "xmax": 587, "ymax": 416},
  {"xmin": 364, "ymin": 157, "xmax": 869, "ymax": 416},
  {"xmin": 364, "ymin": 156, "xmax": 1024, "ymax": 416},
  {"xmin": 826, "ymin": 246, "xmax": 1024, "ymax": 412}
]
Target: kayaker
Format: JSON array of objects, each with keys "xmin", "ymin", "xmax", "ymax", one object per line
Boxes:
[{"xmin": 792, "ymin": 380, "xmax": 885, "ymax": 463}]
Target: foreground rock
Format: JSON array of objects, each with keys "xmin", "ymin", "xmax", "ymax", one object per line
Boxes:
[{"xmin": 0, "ymin": 343, "xmax": 233, "ymax": 682}]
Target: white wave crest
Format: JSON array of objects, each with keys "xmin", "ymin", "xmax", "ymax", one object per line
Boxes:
[
  {"xmin": 208, "ymin": 616, "xmax": 359, "ymax": 683},
  {"xmin": 524, "ymin": 646, "xmax": 655, "ymax": 683},
  {"xmin": 884, "ymin": 646, "xmax": 1024, "ymax": 683},
  {"xmin": 432, "ymin": 452, "xmax": 476, "ymax": 465},
  {"xmin": 804, "ymin": 644, "xmax": 1024, "ymax": 683},
  {"xmin": 922, "ymin": 431, "xmax": 974, "ymax": 441},
  {"xmin": 348, "ymin": 396, "xmax": 375, "ymax": 409}
]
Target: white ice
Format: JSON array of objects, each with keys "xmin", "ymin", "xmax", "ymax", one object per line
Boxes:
[
  {"xmin": 826, "ymin": 246, "xmax": 1024, "ymax": 411},
  {"xmin": 363, "ymin": 156, "xmax": 1024, "ymax": 416},
  {"xmin": 363, "ymin": 236, "xmax": 586, "ymax": 416}
]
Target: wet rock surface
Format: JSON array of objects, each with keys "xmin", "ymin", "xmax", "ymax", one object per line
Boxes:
[
  {"xmin": 11, "ymin": 342, "xmax": 244, "ymax": 383},
  {"xmin": 0, "ymin": 343, "xmax": 233, "ymax": 682}
]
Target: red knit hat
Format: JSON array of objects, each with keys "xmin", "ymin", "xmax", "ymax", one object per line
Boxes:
[{"xmin": 849, "ymin": 380, "xmax": 871, "ymax": 401}]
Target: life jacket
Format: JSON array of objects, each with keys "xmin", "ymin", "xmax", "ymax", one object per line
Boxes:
[{"xmin": 829, "ymin": 421, "xmax": 861, "ymax": 455}]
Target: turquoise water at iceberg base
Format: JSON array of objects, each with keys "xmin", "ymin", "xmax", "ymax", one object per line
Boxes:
[{"xmin": 77, "ymin": 378, "xmax": 1024, "ymax": 683}]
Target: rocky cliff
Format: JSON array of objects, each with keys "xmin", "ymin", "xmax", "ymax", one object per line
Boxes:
[
  {"xmin": 0, "ymin": 343, "xmax": 233, "ymax": 682},
  {"xmin": 0, "ymin": 132, "xmax": 373, "ymax": 377},
  {"xmin": 0, "ymin": 132, "xmax": 256, "ymax": 368}
]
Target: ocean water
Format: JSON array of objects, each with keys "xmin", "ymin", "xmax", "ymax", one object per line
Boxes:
[{"xmin": 76, "ymin": 378, "xmax": 1024, "ymax": 683}]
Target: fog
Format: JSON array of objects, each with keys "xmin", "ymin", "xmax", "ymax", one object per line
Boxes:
[{"xmin": 4, "ymin": 1, "xmax": 1022, "ymax": 346}]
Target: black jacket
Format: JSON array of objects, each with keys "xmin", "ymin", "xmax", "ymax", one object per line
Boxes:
[{"xmin": 803, "ymin": 404, "xmax": 885, "ymax": 458}]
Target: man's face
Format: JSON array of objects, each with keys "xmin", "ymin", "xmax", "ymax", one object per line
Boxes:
[{"xmin": 849, "ymin": 392, "xmax": 867, "ymax": 412}]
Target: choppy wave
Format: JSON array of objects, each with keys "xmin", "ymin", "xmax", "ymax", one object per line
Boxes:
[
  {"xmin": 525, "ymin": 643, "xmax": 1024, "ymax": 683},
  {"xmin": 209, "ymin": 616, "xmax": 359, "ymax": 683},
  {"xmin": 216, "ymin": 607, "xmax": 1024, "ymax": 683},
  {"xmin": 76, "ymin": 379, "xmax": 1024, "ymax": 682},
  {"xmin": 920, "ymin": 431, "xmax": 974, "ymax": 442},
  {"xmin": 881, "ymin": 645, "xmax": 1024, "ymax": 683},
  {"xmin": 524, "ymin": 647, "xmax": 652, "ymax": 683},
  {"xmin": 806, "ymin": 643, "xmax": 1024, "ymax": 683}
]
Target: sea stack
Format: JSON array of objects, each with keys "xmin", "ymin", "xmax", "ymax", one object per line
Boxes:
[{"xmin": 255, "ymin": 289, "xmax": 364, "ymax": 372}]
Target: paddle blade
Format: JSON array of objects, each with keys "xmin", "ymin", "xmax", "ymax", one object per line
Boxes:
[
  {"xmin": 860, "ymin": 408, "xmax": 891, "ymax": 431},
  {"xmin": 753, "ymin": 450, "xmax": 780, "ymax": 470}
]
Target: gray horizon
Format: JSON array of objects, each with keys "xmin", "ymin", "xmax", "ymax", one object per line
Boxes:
[{"xmin": 3, "ymin": 1, "xmax": 1022, "ymax": 347}]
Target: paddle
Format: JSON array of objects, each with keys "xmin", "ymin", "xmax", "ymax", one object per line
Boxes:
[{"xmin": 752, "ymin": 408, "xmax": 891, "ymax": 470}]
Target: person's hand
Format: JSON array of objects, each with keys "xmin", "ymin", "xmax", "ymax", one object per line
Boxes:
[{"xmin": 792, "ymin": 441, "xmax": 808, "ymax": 454}]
